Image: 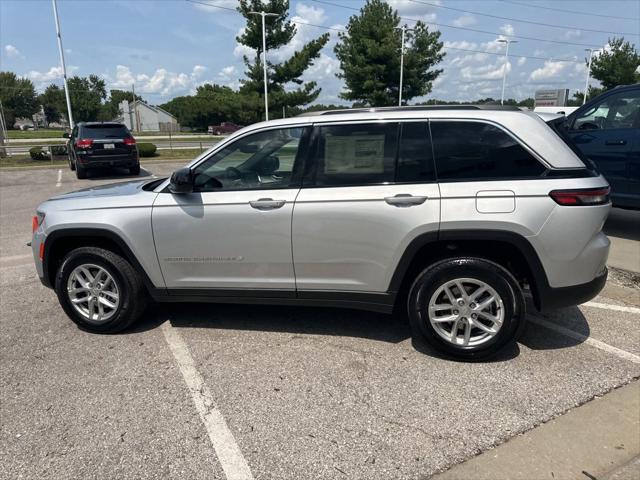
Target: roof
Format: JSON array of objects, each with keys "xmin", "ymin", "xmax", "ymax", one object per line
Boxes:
[{"xmin": 129, "ymin": 100, "xmax": 177, "ymax": 120}]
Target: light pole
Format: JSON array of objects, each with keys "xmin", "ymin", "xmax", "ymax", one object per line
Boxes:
[
  {"xmin": 396, "ymin": 25, "xmax": 415, "ymax": 107},
  {"xmin": 51, "ymin": 0, "xmax": 74, "ymax": 129},
  {"xmin": 497, "ymin": 39, "xmax": 517, "ymax": 105},
  {"xmin": 583, "ymin": 48, "xmax": 595, "ymax": 105},
  {"xmin": 249, "ymin": 11, "xmax": 278, "ymax": 121}
]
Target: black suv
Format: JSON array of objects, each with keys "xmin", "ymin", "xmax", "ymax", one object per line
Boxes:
[{"xmin": 66, "ymin": 122, "xmax": 140, "ymax": 179}]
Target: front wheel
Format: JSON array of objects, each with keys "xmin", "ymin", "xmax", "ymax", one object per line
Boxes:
[
  {"xmin": 407, "ymin": 257, "xmax": 526, "ymax": 361},
  {"xmin": 55, "ymin": 247, "xmax": 147, "ymax": 333}
]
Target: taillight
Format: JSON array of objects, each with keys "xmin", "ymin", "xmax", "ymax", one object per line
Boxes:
[
  {"xmin": 76, "ymin": 138, "xmax": 93, "ymax": 149},
  {"xmin": 549, "ymin": 187, "xmax": 610, "ymax": 206},
  {"xmin": 32, "ymin": 211, "xmax": 45, "ymax": 233},
  {"xmin": 124, "ymin": 137, "xmax": 136, "ymax": 145}
]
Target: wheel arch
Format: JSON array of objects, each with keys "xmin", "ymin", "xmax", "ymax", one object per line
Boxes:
[
  {"xmin": 389, "ymin": 229, "xmax": 551, "ymax": 311},
  {"xmin": 43, "ymin": 228, "xmax": 160, "ymax": 295}
]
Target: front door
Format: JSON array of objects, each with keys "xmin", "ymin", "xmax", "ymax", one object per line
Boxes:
[{"xmin": 152, "ymin": 126, "xmax": 309, "ymax": 293}]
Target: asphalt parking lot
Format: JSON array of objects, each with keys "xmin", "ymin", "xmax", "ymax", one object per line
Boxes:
[{"xmin": 1, "ymin": 163, "xmax": 639, "ymax": 479}]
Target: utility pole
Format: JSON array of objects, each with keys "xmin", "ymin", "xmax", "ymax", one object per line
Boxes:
[
  {"xmin": 132, "ymin": 83, "xmax": 140, "ymax": 132},
  {"xmin": 396, "ymin": 25, "xmax": 414, "ymax": 107},
  {"xmin": 249, "ymin": 10, "xmax": 278, "ymax": 121},
  {"xmin": 583, "ymin": 48, "xmax": 595, "ymax": 105},
  {"xmin": 51, "ymin": 0, "xmax": 74, "ymax": 129},
  {"xmin": 0, "ymin": 100, "xmax": 8, "ymax": 158},
  {"xmin": 497, "ymin": 38, "xmax": 517, "ymax": 105}
]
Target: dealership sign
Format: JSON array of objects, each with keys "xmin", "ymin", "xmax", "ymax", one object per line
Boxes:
[{"xmin": 535, "ymin": 89, "xmax": 570, "ymax": 107}]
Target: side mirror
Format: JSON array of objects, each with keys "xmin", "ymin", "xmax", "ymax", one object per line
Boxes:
[
  {"xmin": 63, "ymin": 132, "xmax": 71, "ymax": 138},
  {"xmin": 169, "ymin": 167, "xmax": 194, "ymax": 194}
]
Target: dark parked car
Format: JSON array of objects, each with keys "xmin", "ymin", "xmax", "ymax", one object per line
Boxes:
[
  {"xmin": 564, "ymin": 85, "xmax": 640, "ymax": 210},
  {"xmin": 208, "ymin": 122, "xmax": 241, "ymax": 135},
  {"xmin": 66, "ymin": 122, "xmax": 140, "ymax": 179}
]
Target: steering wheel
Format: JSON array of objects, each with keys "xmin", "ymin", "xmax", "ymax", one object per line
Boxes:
[{"xmin": 579, "ymin": 122, "xmax": 599, "ymax": 130}]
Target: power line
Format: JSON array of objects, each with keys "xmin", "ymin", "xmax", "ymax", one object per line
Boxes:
[
  {"xmin": 185, "ymin": 0, "xmax": 584, "ymax": 65},
  {"xmin": 311, "ymin": 0, "xmax": 605, "ymax": 48},
  {"xmin": 500, "ymin": 0, "xmax": 640, "ymax": 22},
  {"xmin": 409, "ymin": 0, "xmax": 639, "ymax": 36}
]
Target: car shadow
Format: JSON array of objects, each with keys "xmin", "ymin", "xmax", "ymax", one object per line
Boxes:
[
  {"xmin": 604, "ymin": 207, "xmax": 640, "ymax": 241},
  {"xmin": 519, "ymin": 305, "xmax": 589, "ymax": 350},
  {"xmin": 84, "ymin": 167, "xmax": 152, "ymax": 181}
]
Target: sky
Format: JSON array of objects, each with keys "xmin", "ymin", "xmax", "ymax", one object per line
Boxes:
[{"xmin": 1, "ymin": 0, "xmax": 639, "ymax": 106}]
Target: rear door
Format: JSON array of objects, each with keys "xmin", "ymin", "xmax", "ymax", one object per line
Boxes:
[
  {"xmin": 83, "ymin": 124, "xmax": 134, "ymax": 158},
  {"xmin": 567, "ymin": 89, "xmax": 640, "ymax": 199},
  {"xmin": 292, "ymin": 121, "xmax": 440, "ymax": 294}
]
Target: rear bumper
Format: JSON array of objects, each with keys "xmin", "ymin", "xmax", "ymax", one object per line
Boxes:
[
  {"xmin": 536, "ymin": 267, "xmax": 608, "ymax": 312},
  {"xmin": 78, "ymin": 154, "xmax": 138, "ymax": 168}
]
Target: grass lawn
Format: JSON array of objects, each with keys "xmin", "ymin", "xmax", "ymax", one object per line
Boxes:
[
  {"xmin": 0, "ymin": 148, "xmax": 204, "ymax": 169},
  {"xmin": 6, "ymin": 129, "xmax": 213, "ymax": 139}
]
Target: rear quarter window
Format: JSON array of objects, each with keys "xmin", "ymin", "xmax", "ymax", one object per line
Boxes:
[{"xmin": 430, "ymin": 121, "xmax": 546, "ymax": 181}]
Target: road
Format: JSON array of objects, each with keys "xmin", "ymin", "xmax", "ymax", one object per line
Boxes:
[{"xmin": 1, "ymin": 164, "xmax": 639, "ymax": 479}]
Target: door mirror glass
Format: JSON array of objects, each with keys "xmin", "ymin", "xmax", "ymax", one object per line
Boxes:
[{"xmin": 169, "ymin": 168, "xmax": 195, "ymax": 194}]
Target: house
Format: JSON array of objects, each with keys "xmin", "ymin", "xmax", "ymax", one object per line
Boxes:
[{"xmin": 116, "ymin": 100, "xmax": 180, "ymax": 133}]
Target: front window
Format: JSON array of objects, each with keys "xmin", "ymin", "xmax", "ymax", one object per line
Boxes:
[
  {"xmin": 572, "ymin": 90, "xmax": 640, "ymax": 130},
  {"xmin": 193, "ymin": 127, "xmax": 304, "ymax": 192}
]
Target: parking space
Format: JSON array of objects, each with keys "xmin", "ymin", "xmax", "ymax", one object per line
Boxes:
[{"xmin": 1, "ymin": 164, "xmax": 639, "ymax": 479}]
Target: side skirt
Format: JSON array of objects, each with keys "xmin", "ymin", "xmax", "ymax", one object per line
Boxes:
[{"xmin": 149, "ymin": 288, "xmax": 397, "ymax": 315}]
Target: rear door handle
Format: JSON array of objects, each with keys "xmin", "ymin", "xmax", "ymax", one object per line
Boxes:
[
  {"xmin": 605, "ymin": 139, "xmax": 627, "ymax": 145},
  {"xmin": 249, "ymin": 198, "xmax": 286, "ymax": 210},
  {"xmin": 384, "ymin": 194, "xmax": 428, "ymax": 207}
]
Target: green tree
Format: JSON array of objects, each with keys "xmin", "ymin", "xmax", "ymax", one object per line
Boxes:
[
  {"xmin": 236, "ymin": 0, "xmax": 330, "ymax": 120},
  {"xmin": 334, "ymin": 0, "xmax": 445, "ymax": 106},
  {"xmin": 590, "ymin": 37, "xmax": 640, "ymax": 90},
  {"xmin": 38, "ymin": 84, "xmax": 65, "ymax": 124},
  {"xmin": 66, "ymin": 75, "xmax": 107, "ymax": 122},
  {"xmin": 0, "ymin": 71, "xmax": 38, "ymax": 128}
]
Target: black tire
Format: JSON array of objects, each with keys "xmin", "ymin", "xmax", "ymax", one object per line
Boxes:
[
  {"xmin": 129, "ymin": 164, "xmax": 140, "ymax": 176},
  {"xmin": 76, "ymin": 163, "xmax": 87, "ymax": 179},
  {"xmin": 69, "ymin": 155, "xmax": 75, "ymax": 171},
  {"xmin": 55, "ymin": 247, "xmax": 147, "ymax": 333},
  {"xmin": 407, "ymin": 257, "xmax": 526, "ymax": 361}
]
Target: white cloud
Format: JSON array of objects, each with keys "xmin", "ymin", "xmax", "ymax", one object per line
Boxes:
[
  {"xmin": 499, "ymin": 24, "xmax": 515, "ymax": 36},
  {"xmin": 27, "ymin": 65, "xmax": 79, "ymax": 89},
  {"xmin": 4, "ymin": 44, "xmax": 22, "ymax": 59},
  {"xmin": 564, "ymin": 30, "xmax": 581, "ymax": 39},
  {"xmin": 517, "ymin": 56, "xmax": 526, "ymax": 66},
  {"xmin": 529, "ymin": 60, "xmax": 570, "ymax": 81},
  {"xmin": 452, "ymin": 14, "xmax": 476, "ymax": 28},
  {"xmin": 387, "ymin": 0, "xmax": 439, "ymax": 23},
  {"xmin": 105, "ymin": 64, "xmax": 214, "ymax": 97}
]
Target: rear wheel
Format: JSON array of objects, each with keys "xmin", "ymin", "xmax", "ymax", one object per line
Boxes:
[
  {"xmin": 407, "ymin": 257, "xmax": 525, "ymax": 361},
  {"xmin": 129, "ymin": 164, "xmax": 140, "ymax": 176},
  {"xmin": 68, "ymin": 155, "xmax": 75, "ymax": 171},
  {"xmin": 76, "ymin": 163, "xmax": 87, "ymax": 179},
  {"xmin": 55, "ymin": 247, "xmax": 147, "ymax": 333}
]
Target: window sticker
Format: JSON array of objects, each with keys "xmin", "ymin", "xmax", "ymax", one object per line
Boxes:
[{"xmin": 324, "ymin": 134, "xmax": 386, "ymax": 174}]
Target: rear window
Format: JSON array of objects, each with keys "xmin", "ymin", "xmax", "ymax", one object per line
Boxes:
[
  {"xmin": 81, "ymin": 124, "xmax": 130, "ymax": 139},
  {"xmin": 430, "ymin": 121, "xmax": 546, "ymax": 181}
]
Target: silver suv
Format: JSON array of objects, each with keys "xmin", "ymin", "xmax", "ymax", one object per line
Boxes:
[{"xmin": 31, "ymin": 106, "xmax": 611, "ymax": 360}]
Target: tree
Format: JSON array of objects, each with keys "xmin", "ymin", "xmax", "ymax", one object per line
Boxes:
[
  {"xmin": 38, "ymin": 84, "xmax": 65, "ymax": 124},
  {"xmin": 66, "ymin": 75, "xmax": 107, "ymax": 122},
  {"xmin": 334, "ymin": 0, "xmax": 445, "ymax": 106},
  {"xmin": 590, "ymin": 37, "xmax": 640, "ymax": 91},
  {"xmin": 236, "ymin": 0, "xmax": 330, "ymax": 120},
  {"xmin": 0, "ymin": 72, "xmax": 38, "ymax": 128}
]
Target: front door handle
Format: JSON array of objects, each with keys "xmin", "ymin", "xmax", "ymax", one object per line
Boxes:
[
  {"xmin": 605, "ymin": 139, "xmax": 627, "ymax": 146},
  {"xmin": 249, "ymin": 198, "xmax": 286, "ymax": 210},
  {"xmin": 384, "ymin": 194, "xmax": 428, "ymax": 207}
]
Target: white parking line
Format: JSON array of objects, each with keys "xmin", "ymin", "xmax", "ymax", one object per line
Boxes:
[
  {"xmin": 582, "ymin": 301, "xmax": 640, "ymax": 315},
  {"xmin": 528, "ymin": 316, "xmax": 640, "ymax": 364},
  {"xmin": 161, "ymin": 322, "xmax": 254, "ymax": 480},
  {"xmin": 55, "ymin": 169, "xmax": 62, "ymax": 187}
]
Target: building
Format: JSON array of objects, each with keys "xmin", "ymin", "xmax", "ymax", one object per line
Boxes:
[{"xmin": 116, "ymin": 100, "xmax": 180, "ymax": 133}]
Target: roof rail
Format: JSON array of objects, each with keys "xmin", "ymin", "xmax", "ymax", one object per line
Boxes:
[{"xmin": 297, "ymin": 104, "xmax": 522, "ymax": 117}]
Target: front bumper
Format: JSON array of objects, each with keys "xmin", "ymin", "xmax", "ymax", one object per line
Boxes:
[{"xmin": 537, "ymin": 267, "xmax": 608, "ymax": 312}]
